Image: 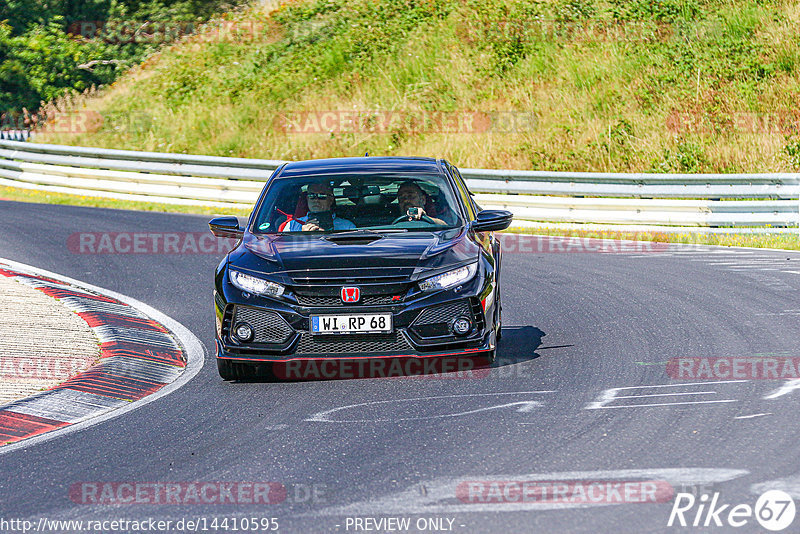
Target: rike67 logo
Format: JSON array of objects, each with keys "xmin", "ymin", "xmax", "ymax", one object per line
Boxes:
[{"xmin": 668, "ymin": 490, "xmax": 796, "ymax": 531}]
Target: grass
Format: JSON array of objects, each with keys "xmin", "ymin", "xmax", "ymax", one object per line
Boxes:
[
  {"xmin": 509, "ymin": 225, "xmax": 800, "ymax": 250},
  {"xmin": 0, "ymin": 185, "xmax": 251, "ymax": 216},
  {"xmin": 13, "ymin": 0, "xmax": 800, "ymax": 247},
  {"xmin": 3, "ymin": 184, "xmax": 799, "ymax": 250},
  {"xmin": 29, "ymin": 0, "xmax": 800, "ymax": 173}
]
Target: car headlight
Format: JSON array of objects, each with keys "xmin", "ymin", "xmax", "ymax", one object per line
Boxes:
[
  {"xmin": 229, "ymin": 269, "xmax": 285, "ymax": 297},
  {"xmin": 418, "ymin": 262, "xmax": 478, "ymax": 292}
]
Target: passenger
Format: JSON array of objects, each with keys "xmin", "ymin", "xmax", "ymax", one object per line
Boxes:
[
  {"xmin": 396, "ymin": 181, "xmax": 454, "ymax": 226},
  {"xmin": 287, "ymin": 182, "xmax": 355, "ymax": 232}
]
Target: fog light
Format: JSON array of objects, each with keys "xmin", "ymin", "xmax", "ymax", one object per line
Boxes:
[
  {"xmin": 234, "ymin": 322, "xmax": 254, "ymax": 342},
  {"xmin": 452, "ymin": 316, "xmax": 472, "ymax": 336}
]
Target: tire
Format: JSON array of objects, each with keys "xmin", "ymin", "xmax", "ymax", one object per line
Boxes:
[
  {"xmin": 217, "ymin": 358, "xmax": 253, "ymax": 380},
  {"xmin": 217, "ymin": 358, "xmax": 235, "ymax": 380},
  {"xmin": 484, "ymin": 350, "xmax": 496, "ymax": 365},
  {"xmin": 495, "ymin": 282, "xmax": 502, "ymax": 341}
]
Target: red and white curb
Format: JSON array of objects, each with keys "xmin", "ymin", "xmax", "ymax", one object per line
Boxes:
[{"xmin": 0, "ymin": 258, "xmax": 203, "ymax": 453}]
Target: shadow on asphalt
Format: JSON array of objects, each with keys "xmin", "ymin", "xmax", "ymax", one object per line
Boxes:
[{"xmin": 492, "ymin": 325, "xmax": 547, "ymax": 369}]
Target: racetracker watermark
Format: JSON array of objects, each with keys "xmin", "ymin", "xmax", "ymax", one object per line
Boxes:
[
  {"xmin": 496, "ymin": 234, "xmax": 670, "ymax": 253},
  {"xmin": 459, "ymin": 18, "xmax": 792, "ymax": 44},
  {"xmin": 0, "ymin": 356, "xmax": 94, "ymax": 380},
  {"xmin": 274, "ymin": 110, "xmax": 537, "ymax": 134},
  {"xmin": 68, "ymin": 233, "xmax": 239, "ymax": 254},
  {"xmin": 272, "ymin": 355, "xmax": 492, "ymax": 380},
  {"xmin": 667, "ymin": 357, "xmax": 800, "ymax": 380},
  {"xmin": 459, "ymin": 19, "xmax": 699, "ymax": 44},
  {"xmin": 0, "ymin": 517, "xmax": 280, "ymax": 533},
  {"xmin": 456, "ymin": 480, "xmax": 674, "ymax": 504},
  {"xmin": 1, "ymin": 110, "xmax": 152, "ymax": 134},
  {"xmin": 67, "ymin": 20, "xmax": 273, "ymax": 45},
  {"xmin": 667, "ymin": 110, "xmax": 800, "ymax": 135},
  {"xmin": 69, "ymin": 482, "xmax": 326, "ymax": 505}
]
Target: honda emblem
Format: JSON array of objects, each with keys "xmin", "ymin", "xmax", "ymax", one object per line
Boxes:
[{"xmin": 341, "ymin": 286, "xmax": 360, "ymax": 303}]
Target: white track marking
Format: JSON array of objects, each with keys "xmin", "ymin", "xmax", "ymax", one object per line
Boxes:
[
  {"xmin": 305, "ymin": 392, "xmax": 553, "ymax": 423},
  {"xmin": 763, "ymin": 379, "xmax": 800, "ymax": 400},
  {"xmin": 310, "ymin": 468, "xmax": 749, "ymax": 515},
  {"xmin": 594, "ymin": 400, "xmax": 737, "ymax": 409},
  {"xmin": 612, "ymin": 391, "xmax": 717, "ymax": 399},
  {"xmin": 753, "ymin": 475, "xmax": 800, "ymax": 499},
  {"xmin": 734, "ymin": 413, "xmax": 771, "ymax": 419},
  {"xmin": 0, "ymin": 258, "xmax": 205, "ymax": 456},
  {"xmin": 586, "ymin": 381, "xmax": 746, "ymax": 410}
]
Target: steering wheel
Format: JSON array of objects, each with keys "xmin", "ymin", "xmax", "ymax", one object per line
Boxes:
[{"xmin": 392, "ymin": 209, "xmax": 436, "ymax": 225}]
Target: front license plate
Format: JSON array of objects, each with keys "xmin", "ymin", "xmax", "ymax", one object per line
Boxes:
[{"xmin": 311, "ymin": 314, "xmax": 393, "ymax": 334}]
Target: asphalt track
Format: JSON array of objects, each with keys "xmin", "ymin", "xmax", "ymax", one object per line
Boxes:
[{"xmin": 2, "ymin": 200, "xmax": 800, "ymax": 533}]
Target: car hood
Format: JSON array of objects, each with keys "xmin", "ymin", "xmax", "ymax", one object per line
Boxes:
[{"xmin": 229, "ymin": 229, "xmax": 478, "ymax": 278}]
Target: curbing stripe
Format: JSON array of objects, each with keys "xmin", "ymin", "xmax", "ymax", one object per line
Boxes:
[
  {"xmin": 13, "ymin": 278, "xmax": 97, "ymax": 296},
  {"xmin": 93, "ymin": 325, "xmax": 180, "ymax": 349},
  {"xmin": 100, "ymin": 346, "xmax": 186, "ymax": 367},
  {"xmin": 0, "ymin": 269, "xmax": 66, "ymax": 286},
  {"xmin": 58, "ymin": 297, "xmax": 148, "ymax": 318},
  {"xmin": 0, "ymin": 412, "xmax": 69, "ymax": 442},
  {"xmin": 53, "ymin": 374, "xmax": 167, "ymax": 401},
  {"xmin": 4, "ymin": 389, "xmax": 131, "ymax": 424},
  {"xmin": 0, "ymin": 259, "xmax": 204, "ymax": 453},
  {"xmin": 85, "ymin": 356, "xmax": 184, "ymax": 382},
  {"xmin": 77, "ymin": 312, "xmax": 167, "ymax": 331}
]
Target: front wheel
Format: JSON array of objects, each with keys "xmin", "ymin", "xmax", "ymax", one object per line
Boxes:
[{"xmin": 495, "ymin": 282, "xmax": 502, "ymax": 341}]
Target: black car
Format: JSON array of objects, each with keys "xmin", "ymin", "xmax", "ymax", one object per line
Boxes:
[{"xmin": 209, "ymin": 157, "xmax": 512, "ymax": 380}]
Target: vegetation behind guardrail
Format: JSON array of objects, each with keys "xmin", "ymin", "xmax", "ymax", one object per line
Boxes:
[{"xmin": 27, "ymin": 0, "xmax": 800, "ymax": 176}]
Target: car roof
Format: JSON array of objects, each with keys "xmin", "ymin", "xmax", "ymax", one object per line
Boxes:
[{"xmin": 276, "ymin": 157, "xmax": 447, "ymax": 178}]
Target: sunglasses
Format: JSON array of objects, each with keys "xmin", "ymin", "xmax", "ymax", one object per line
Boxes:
[{"xmin": 307, "ymin": 193, "xmax": 331, "ymax": 200}]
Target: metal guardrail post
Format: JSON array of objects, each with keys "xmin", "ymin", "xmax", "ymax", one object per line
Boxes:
[{"xmin": 0, "ymin": 130, "xmax": 30, "ymax": 142}]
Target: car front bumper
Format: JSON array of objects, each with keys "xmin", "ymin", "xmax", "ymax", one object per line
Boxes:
[{"xmin": 214, "ymin": 271, "xmax": 496, "ymax": 363}]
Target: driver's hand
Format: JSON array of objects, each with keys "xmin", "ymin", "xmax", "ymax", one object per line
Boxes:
[
  {"xmin": 407, "ymin": 207, "xmax": 425, "ymax": 220},
  {"xmin": 302, "ymin": 220, "xmax": 321, "ymax": 231}
]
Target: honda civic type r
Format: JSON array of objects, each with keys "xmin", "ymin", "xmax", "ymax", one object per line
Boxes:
[{"xmin": 209, "ymin": 157, "xmax": 512, "ymax": 380}]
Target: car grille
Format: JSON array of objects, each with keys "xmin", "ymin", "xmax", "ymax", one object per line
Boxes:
[
  {"xmin": 414, "ymin": 300, "xmax": 472, "ymax": 325},
  {"xmin": 295, "ymin": 332, "xmax": 412, "ymax": 354},
  {"xmin": 288, "ymin": 270, "xmax": 413, "ymax": 285},
  {"xmin": 232, "ymin": 306, "xmax": 294, "ymax": 344},
  {"xmin": 288, "ymin": 268, "xmax": 413, "ymax": 308},
  {"xmin": 295, "ymin": 294, "xmax": 400, "ymax": 307}
]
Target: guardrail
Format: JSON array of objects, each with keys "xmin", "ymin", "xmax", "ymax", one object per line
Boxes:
[
  {"xmin": 0, "ymin": 130, "xmax": 31, "ymax": 142},
  {"xmin": 0, "ymin": 138, "xmax": 798, "ymax": 231}
]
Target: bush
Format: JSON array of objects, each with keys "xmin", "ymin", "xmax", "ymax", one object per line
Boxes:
[
  {"xmin": 785, "ymin": 138, "xmax": 800, "ymax": 169},
  {"xmin": 0, "ymin": 21, "xmax": 118, "ymax": 112},
  {"xmin": 653, "ymin": 139, "xmax": 709, "ymax": 172},
  {"xmin": 0, "ymin": 0, "xmax": 250, "ymax": 114}
]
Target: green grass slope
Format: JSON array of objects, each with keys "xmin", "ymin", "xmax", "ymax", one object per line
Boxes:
[{"xmin": 36, "ymin": 0, "xmax": 800, "ymax": 172}]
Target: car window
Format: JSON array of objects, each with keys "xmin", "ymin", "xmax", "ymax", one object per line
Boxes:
[
  {"xmin": 251, "ymin": 173, "xmax": 464, "ymax": 233},
  {"xmin": 450, "ymin": 165, "xmax": 476, "ymax": 220}
]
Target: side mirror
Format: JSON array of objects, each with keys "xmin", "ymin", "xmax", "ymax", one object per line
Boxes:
[
  {"xmin": 209, "ymin": 216, "xmax": 243, "ymax": 239},
  {"xmin": 472, "ymin": 209, "xmax": 513, "ymax": 232}
]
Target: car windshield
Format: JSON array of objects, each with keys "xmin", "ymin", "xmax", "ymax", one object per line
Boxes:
[{"xmin": 251, "ymin": 173, "xmax": 464, "ymax": 233}]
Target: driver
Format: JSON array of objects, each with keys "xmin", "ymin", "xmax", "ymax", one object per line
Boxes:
[
  {"xmin": 286, "ymin": 182, "xmax": 355, "ymax": 232},
  {"xmin": 396, "ymin": 181, "xmax": 452, "ymax": 225}
]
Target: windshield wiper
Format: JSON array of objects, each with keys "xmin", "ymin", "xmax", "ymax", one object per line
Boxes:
[{"xmin": 328, "ymin": 228, "xmax": 408, "ymax": 235}]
